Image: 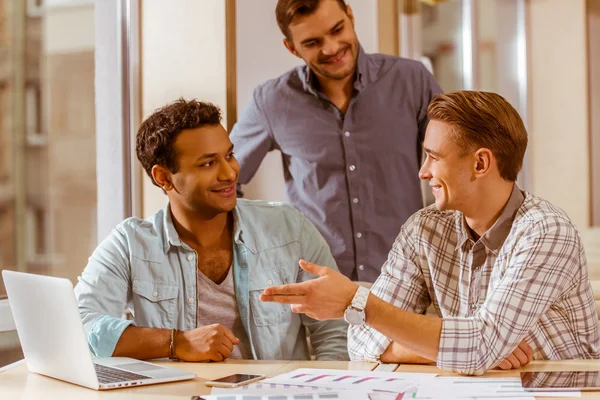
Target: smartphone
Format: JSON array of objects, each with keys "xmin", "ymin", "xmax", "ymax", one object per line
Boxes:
[{"xmin": 203, "ymin": 373, "xmax": 266, "ymax": 388}]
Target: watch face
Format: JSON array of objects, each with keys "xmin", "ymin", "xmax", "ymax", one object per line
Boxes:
[{"xmin": 344, "ymin": 308, "xmax": 365, "ymax": 326}]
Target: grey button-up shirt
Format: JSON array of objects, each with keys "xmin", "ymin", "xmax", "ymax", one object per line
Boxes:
[{"xmin": 230, "ymin": 46, "xmax": 442, "ymax": 282}]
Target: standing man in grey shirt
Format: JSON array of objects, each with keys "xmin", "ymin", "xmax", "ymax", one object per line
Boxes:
[{"xmin": 230, "ymin": 0, "xmax": 442, "ymax": 282}]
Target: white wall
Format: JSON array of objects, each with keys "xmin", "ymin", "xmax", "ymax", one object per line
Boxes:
[
  {"xmin": 235, "ymin": 0, "xmax": 379, "ymax": 202},
  {"xmin": 528, "ymin": 0, "xmax": 600, "ymax": 269},
  {"xmin": 141, "ymin": 0, "xmax": 227, "ymax": 216}
]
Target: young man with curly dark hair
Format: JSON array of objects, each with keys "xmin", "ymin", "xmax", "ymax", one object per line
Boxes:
[{"xmin": 74, "ymin": 99, "xmax": 349, "ymax": 362}]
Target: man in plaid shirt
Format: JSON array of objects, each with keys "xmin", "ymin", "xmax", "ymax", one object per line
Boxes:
[{"xmin": 260, "ymin": 91, "xmax": 600, "ymax": 375}]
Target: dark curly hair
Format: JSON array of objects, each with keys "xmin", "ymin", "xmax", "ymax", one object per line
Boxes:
[{"xmin": 136, "ymin": 98, "xmax": 222, "ymax": 187}]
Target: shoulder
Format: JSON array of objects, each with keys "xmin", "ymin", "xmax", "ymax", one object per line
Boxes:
[
  {"xmin": 365, "ymin": 52, "xmax": 429, "ymax": 79},
  {"xmin": 405, "ymin": 204, "xmax": 461, "ymax": 236},
  {"xmin": 252, "ymin": 66, "xmax": 305, "ymax": 103},
  {"xmin": 514, "ymin": 193, "xmax": 580, "ymax": 239},
  {"xmin": 107, "ymin": 208, "xmax": 167, "ymax": 255}
]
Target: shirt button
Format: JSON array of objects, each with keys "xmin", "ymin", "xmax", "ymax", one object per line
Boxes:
[
  {"xmin": 267, "ymin": 279, "xmax": 273, "ymax": 285},
  {"xmin": 187, "ymin": 255, "xmax": 194, "ymax": 261},
  {"xmin": 349, "ymin": 165, "xmax": 356, "ymax": 172},
  {"xmin": 356, "ymin": 232, "xmax": 362, "ymax": 239},
  {"xmin": 344, "ymin": 131, "xmax": 351, "ymax": 137},
  {"xmin": 352, "ymin": 198, "xmax": 359, "ymax": 204},
  {"xmin": 188, "ymin": 297, "xmax": 194, "ymax": 304},
  {"xmin": 152, "ymin": 291, "xmax": 158, "ymax": 297},
  {"xmin": 358, "ymin": 265, "xmax": 365, "ymax": 271}
]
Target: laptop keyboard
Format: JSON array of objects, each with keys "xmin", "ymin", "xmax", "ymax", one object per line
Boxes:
[{"xmin": 94, "ymin": 363, "xmax": 151, "ymax": 384}]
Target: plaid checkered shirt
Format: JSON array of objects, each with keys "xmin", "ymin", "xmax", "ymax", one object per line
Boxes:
[{"xmin": 348, "ymin": 185, "xmax": 600, "ymax": 375}]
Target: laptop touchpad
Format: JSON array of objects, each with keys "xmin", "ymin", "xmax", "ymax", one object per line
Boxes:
[{"xmin": 118, "ymin": 362, "xmax": 165, "ymax": 372}]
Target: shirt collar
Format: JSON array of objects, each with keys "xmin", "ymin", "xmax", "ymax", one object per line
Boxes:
[
  {"xmin": 456, "ymin": 184, "xmax": 525, "ymax": 253},
  {"xmin": 299, "ymin": 43, "xmax": 368, "ymax": 97},
  {"xmin": 161, "ymin": 203, "xmax": 244, "ymax": 254}
]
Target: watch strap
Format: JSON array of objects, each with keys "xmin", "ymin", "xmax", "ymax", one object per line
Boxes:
[{"xmin": 351, "ymin": 285, "xmax": 370, "ymax": 311}]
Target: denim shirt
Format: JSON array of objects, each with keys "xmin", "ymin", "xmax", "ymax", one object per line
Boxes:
[{"xmin": 74, "ymin": 199, "xmax": 349, "ymax": 360}]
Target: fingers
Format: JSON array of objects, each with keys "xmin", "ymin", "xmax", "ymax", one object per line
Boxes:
[
  {"xmin": 511, "ymin": 346, "xmax": 529, "ymax": 366},
  {"xmin": 518, "ymin": 340, "xmax": 533, "ymax": 363},
  {"xmin": 497, "ymin": 359, "xmax": 512, "ymax": 370},
  {"xmin": 208, "ymin": 351, "xmax": 224, "ymax": 362},
  {"xmin": 505, "ymin": 353, "xmax": 520, "ymax": 369},
  {"xmin": 217, "ymin": 343, "xmax": 233, "ymax": 360},
  {"xmin": 218, "ymin": 325, "xmax": 239, "ymax": 345},
  {"xmin": 220, "ymin": 336, "xmax": 234, "ymax": 353},
  {"xmin": 298, "ymin": 259, "xmax": 328, "ymax": 277},
  {"xmin": 260, "ymin": 293, "xmax": 307, "ymax": 304},
  {"xmin": 291, "ymin": 304, "xmax": 305, "ymax": 314},
  {"xmin": 262, "ymin": 282, "xmax": 308, "ymax": 297}
]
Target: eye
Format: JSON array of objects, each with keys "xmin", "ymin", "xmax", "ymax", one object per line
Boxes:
[
  {"xmin": 200, "ymin": 161, "xmax": 214, "ymax": 167},
  {"xmin": 226, "ymin": 151, "xmax": 235, "ymax": 160},
  {"xmin": 427, "ymin": 153, "xmax": 437, "ymax": 161},
  {"xmin": 304, "ymin": 40, "xmax": 318, "ymax": 48},
  {"xmin": 332, "ymin": 26, "xmax": 343, "ymax": 34}
]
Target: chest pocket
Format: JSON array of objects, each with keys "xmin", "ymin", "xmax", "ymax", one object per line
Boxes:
[
  {"xmin": 248, "ymin": 265, "xmax": 291, "ymax": 326},
  {"xmin": 132, "ymin": 279, "xmax": 179, "ymax": 327}
]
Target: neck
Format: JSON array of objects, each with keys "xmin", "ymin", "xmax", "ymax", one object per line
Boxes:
[
  {"xmin": 169, "ymin": 204, "xmax": 231, "ymax": 249},
  {"xmin": 316, "ymin": 71, "xmax": 355, "ymax": 103},
  {"xmin": 463, "ymin": 181, "xmax": 515, "ymax": 237}
]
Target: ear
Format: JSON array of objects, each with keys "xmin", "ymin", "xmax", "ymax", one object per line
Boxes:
[
  {"xmin": 473, "ymin": 148, "xmax": 493, "ymax": 178},
  {"xmin": 151, "ymin": 165, "xmax": 174, "ymax": 191},
  {"xmin": 283, "ymin": 38, "xmax": 301, "ymax": 58}
]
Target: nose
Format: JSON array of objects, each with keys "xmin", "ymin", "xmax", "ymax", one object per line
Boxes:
[
  {"xmin": 321, "ymin": 36, "xmax": 340, "ymax": 57},
  {"xmin": 419, "ymin": 159, "xmax": 432, "ymax": 181},
  {"xmin": 218, "ymin": 159, "xmax": 237, "ymax": 182}
]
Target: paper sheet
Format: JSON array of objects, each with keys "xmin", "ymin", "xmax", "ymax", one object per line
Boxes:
[
  {"xmin": 415, "ymin": 377, "xmax": 581, "ymax": 398},
  {"xmin": 263, "ymin": 368, "xmax": 436, "ymax": 393},
  {"xmin": 198, "ymin": 391, "xmax": 371, "ymax": 400}
]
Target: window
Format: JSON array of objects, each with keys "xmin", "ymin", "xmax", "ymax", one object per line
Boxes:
[{"xmin": 0, "ymin": 0, "xmax": 96, "ymax": 367}]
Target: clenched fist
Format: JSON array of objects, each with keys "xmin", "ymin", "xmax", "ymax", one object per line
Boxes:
[{"xmin": 175, "ymin": 324, "xmax": 239, "ymax": 362}]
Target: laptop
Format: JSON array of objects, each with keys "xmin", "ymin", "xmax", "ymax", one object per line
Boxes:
[{"xmin": 2, "ymin": 270, "xmax": 196, "ymax": 390}]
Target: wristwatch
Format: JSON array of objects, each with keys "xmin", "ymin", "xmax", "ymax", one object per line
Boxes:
[{"xmin": 344, "ymin": 285, "xmax": 370, "ymax": 326}]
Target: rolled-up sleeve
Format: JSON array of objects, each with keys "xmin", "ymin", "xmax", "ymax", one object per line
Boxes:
[
  {"xmin": 297, "ymin": 213, "xmax": 350, "ymax": 361},
  {"xmin": 437, "ymin": 219, "xmax": 580, "ymax": 375},
  {"xmin": 349, "ymin": 215, "xmax": 431, "ymax": 361},
  {"xmin": 74, "ymin": 225, "xmax": 134, "ymax": 357}
]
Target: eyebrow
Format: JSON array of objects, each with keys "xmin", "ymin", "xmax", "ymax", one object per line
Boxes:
[
  {"xmin": 195, "ymin": 144, "xmax": 234, "ymax": 162},
  {"xmin": 300, "ymin": 20, "xmax": 344, "ymax": 45},
  {"xmin": 423, "ymin": 147, "xmax": 442, "ymax": 158}
]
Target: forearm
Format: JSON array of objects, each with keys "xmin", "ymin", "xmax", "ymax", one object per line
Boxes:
[
  {"xmin": 366, "ymin": 293, "xmax": 442, "ymax": 362},
  {"xmin": 112, "ymin": 326, "xmax": 171, "ymax": 360},
  {"xmin": 380, "ymin": 341, "xmax": 435, "ymax": 364}
]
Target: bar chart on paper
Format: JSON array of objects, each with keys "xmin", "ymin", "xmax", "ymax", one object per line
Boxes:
[
  {"xmin": 263, "ymin": 368, "xmax": 436, "ymax": 392},
  {"xmin": 199, "ymin": 393, "xmax": 373, "ymax": 400}
]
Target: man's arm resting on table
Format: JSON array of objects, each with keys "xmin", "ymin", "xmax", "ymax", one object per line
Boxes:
[
  {"xmin": 365, "ymin": 293, "xmax": 442, "ymax": 362},
  {"xmin": 348, "ymin": 289, "xmax": 532, "ymax": 370},
  {"xmin": 378, "ymin": 330, "xmax": 532, "ymax": 369},
  {"xmin": 261, "ymin": 260, "xmax": 533, "ymax": 373},
  {"xmin": 380, "ymin": 341, "xmax": 435, "ymax": 364},
  {"xmin": 113, "ymin": 326, "xmax": 171, "ymax": 359},
  {"xmin": 112, "ymin": 324, "xmax": 240, "ymax": 362}
]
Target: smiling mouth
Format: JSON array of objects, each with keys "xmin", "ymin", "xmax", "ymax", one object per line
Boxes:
[
  {"xmin": 323, "ymin": 48, "xmax": 347, "ymax": 64},
  {"xmin": 212, "ymin": 183, "xmax": 236, "ymax": 196}
]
